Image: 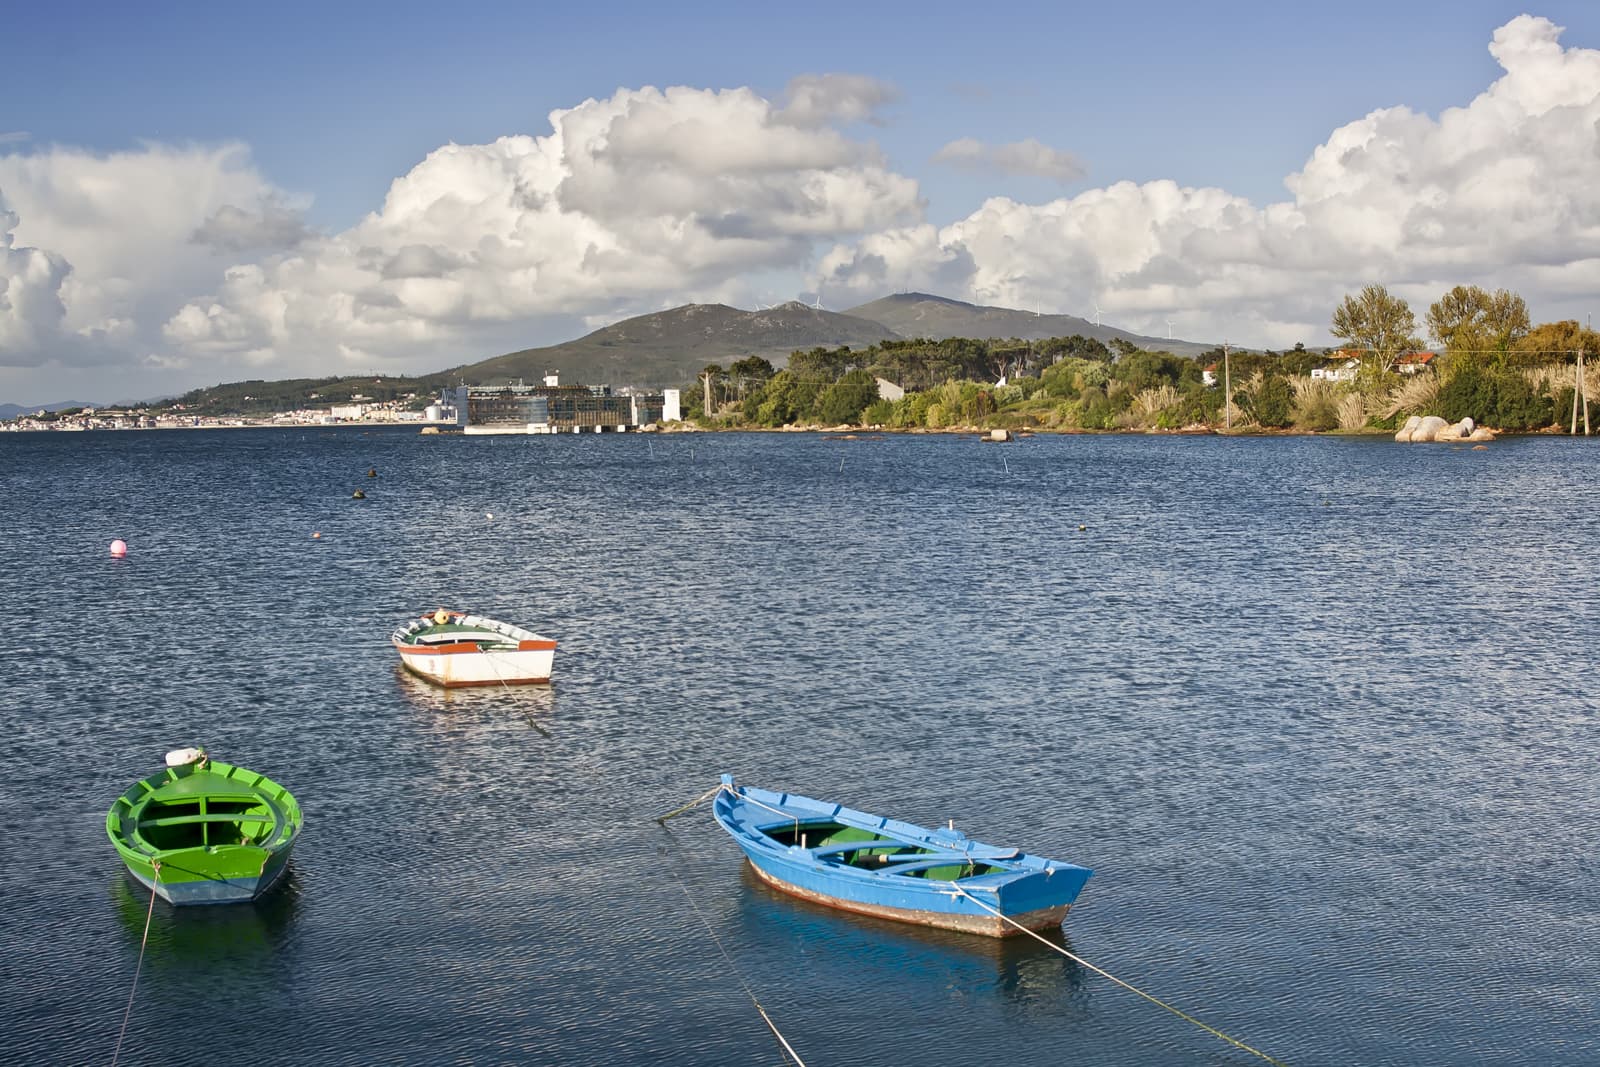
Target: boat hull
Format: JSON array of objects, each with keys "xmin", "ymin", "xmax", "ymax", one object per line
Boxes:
[
  {"xmin": 120, "ymin": 843, "xmax": 295, "ymax": 905},
  {"xmin": 742, "ymin": 856, "xmax": 1072, "ymax": 936},
  {"xmin": 395, "ymin": 645, "xmax": 554, "ymax": 687},
  {"xmin": 713, "ymin": 777, "xmax": 1091, "ymax": 939}
]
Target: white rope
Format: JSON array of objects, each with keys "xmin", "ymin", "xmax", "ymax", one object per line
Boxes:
[
  {"xmin": 722, "ymin": 784, "xmax": 801, "ymax": 836},
  {"xmin": 950, "ymin": 885, "xmax": 1290, "ymax": 1066},
  {"xmin": 111, "ymin": 860, "xmax": 160, "ymax": 1067}
]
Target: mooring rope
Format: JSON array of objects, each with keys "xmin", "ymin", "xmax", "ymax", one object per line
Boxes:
[
  {"xmin": 653, "ymin": 784, "xmax": 723, "ymax": 824},
  {"xmin": 950, "ymin": 885, "xmax": 1290, "ymax": 1066},
  {"xmin": 654, "ymin": 782, "xmax": 804, "ymax": 838},
  {"xmin": 111, "ymin": 860, "xmax": 160, "ymax": 1067},
  {"xmin": 660, "ymin": 831, "xmax": 808, "ymax": 1065},
  {"xmin": 475, "ymin": 645, "xmax": 554, "ymax": 737}
]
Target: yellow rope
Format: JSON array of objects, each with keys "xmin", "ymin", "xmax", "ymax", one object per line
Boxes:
[
  {"xmin": 660, "ymin": 830, "xmax": 808, "ymax": 1065},
  {"xmin": 653, "ymin": 785, "xmax": 723, "ymax": 824},
  {"xmin": 951, "ymin": 886, "xmax": 1290, "ymax": 1067},
  {"xmin": 111, "ymin": 860, "xmax": 160, "ymax": 1067}
]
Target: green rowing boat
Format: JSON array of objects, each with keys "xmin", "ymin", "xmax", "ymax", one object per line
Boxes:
[{"xmin": 106, "ymin": 747, "xmax": 302, "ymax": 905}]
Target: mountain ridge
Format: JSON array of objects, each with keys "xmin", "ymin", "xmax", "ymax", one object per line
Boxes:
[
  {"xmin": 5, "ymin": 293, "xmax": 1225, "ymax": 410},
  {"xmin": 446, "ymin": 291, "xmax": 1219, "ymax": 388}
]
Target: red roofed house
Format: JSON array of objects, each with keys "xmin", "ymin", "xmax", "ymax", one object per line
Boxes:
[{"xmin": 1395, "ymin": 351, "xmax": 1437, "ymax": 375}]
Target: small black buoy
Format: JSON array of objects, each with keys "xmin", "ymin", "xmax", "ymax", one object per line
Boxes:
[
  {"xmin": 367, "ymin": 468, "xmax": 377, "ymax": 478},
  {"xmin": 352, "ymin": 489, "xmax": 366, "ymax": 499}
]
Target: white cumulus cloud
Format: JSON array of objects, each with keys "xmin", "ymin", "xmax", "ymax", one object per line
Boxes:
[
  {"xmin": 824, "ymin": 14, "xmax": 1600, "ymax": 348},
  {"xmin": 0, "ymin": 142, "xmax": 303, "ymax": 372},
  {"xmin": 158, "ymin": 83, "xmax": 922, "ymax": 371}
]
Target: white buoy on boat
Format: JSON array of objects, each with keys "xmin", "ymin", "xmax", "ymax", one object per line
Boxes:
[{"xmin": 164, "ymin": 747, "xmax": 206, "ymax": 768}]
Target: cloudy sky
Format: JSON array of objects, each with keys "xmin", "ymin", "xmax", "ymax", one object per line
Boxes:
[{"xmin": 4, "ymin": 1, "xmax": 1600, "ymax": 404}]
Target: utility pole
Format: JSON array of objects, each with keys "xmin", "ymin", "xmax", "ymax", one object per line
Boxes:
[
  {"xmin": 1573, "ymin": 350, "xmax": 1581, "ymax": 436},
  {"xmin": 1223, "ymin": 341, "xmax": 1232, "ymax": 431},
  {"xmin": 1587, "ymin": 316, "xmax": 1594, "ymax": 437},
  {"xmin": 1574, "ymin": 346, "xmax": 1590, "ymax": 437}
]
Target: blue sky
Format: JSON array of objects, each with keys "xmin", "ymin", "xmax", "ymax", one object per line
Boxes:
[{"xmin": 4, "ymin": 1, "xmax": 1600, "ymax": 402}]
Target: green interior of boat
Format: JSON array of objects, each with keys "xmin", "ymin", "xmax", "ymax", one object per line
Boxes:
[
  {"xmin": 762, "ymin": 821, "xmax": 1002, "ymax": 880},
  {"xmin": 415, "ymin": 623, "xmax": 517, "ymax": 649},
  {"xmin": 134, "ymin": 794, "xmax": 278, "ymax": 851}
]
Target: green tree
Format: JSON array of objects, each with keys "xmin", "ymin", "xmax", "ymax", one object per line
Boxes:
[
  {"xmin": 1426, "ymin": 286, "xmax": 1530, "ymax": 365},
  {"xmin": 1331, "ymin": 284, "xmax": 1421, "ymax": 376},
  {"xmin": 816, "ymin": 370, "xmax": 880, "ymax": 425},
  {"xmin": 753, "ymin": 371, "xmax": 821, "ymax": 426},
  {"xmin": 1115, "ymin": 350, "xmax": 1189, "ymax": 394},
  {"xmin": 728, "ymin": 356, "xmax": 776, "ymax": 398},
  {"xmin": 1512, "ymin": 320, "xmax": 1600, "ymax": 365},
  {"xmin": 787, "ymin": 346, "xmax": 855, "ymax": 383},
  {"xmin": 1254, "ymin": 375, "xmax": 1294, "ymax": 428},
  {"xmin": 1038, "ymin": 335, "xmax": 1112, "ymax": 364}
]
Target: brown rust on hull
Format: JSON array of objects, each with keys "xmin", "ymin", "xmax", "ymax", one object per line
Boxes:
[{"xmin": 745, "ymin": 860, "xmax": 1068, "ymax": 938}]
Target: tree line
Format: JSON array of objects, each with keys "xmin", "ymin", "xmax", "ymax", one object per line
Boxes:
[{"xmin": 682, "ymin": 284, "xmax": 1600, "ymax": 434}]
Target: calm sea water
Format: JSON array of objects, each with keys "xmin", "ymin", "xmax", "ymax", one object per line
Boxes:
[{"xmin": 1, "ymin": 427, "xmax": 1596, "ymax": 1066}]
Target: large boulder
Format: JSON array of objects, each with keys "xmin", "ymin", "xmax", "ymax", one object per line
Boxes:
[
  {"xmin": 1409, "ymin": 415, "xmax": 1450, "ymax": 442},
  {"xmin": 1396, "ymin": 413, "xmax": 1496, "ymax": 443}
]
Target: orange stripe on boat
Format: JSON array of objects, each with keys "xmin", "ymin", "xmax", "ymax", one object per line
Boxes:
[{"xmin": 396, "ymin": 642, "xmax": 489, "ymax": 655}]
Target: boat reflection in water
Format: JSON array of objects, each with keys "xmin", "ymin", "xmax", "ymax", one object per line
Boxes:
[
  {"xmin": 393, "ymin": 663, "xmax": 557, "ymax": 733},
  {"xmin": 110, "ymin": 866, "xmax": 302, "ymax": 972},
  {"xmin": 735, "ymin": 862, "xmax": 1088, "ymax": 1009}
]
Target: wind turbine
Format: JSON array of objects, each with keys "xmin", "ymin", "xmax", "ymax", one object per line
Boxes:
[
  {"xmin": 1166, "ymin": 318, "xmax": 1174, "ymax": 340},
  {"xmin": 1093, "ymin": 303, "xmax": 1103, "ymax": 327},
  {"xmin": 811, "ymin": 292, "xmax": 824, "ymax": 310}
]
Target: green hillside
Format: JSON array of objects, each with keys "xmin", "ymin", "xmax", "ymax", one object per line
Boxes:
[
  {"xmin": 454, "ymin": 301, "xmax": 898, "ymax": 388},
  {"xmin": 844, "ymin": 293, "xmax": 1217, "ymax": 358}
]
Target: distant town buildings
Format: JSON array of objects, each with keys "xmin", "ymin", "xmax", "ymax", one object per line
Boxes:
[
  {"xmin": 0, "ymin": 392, "xmax": 458, "ymax": 432},
  {"xmin": 456, "ymin": 373, "xmax": 675, "ymax": 434}
]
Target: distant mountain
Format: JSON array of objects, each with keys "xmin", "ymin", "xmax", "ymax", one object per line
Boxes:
[
  {"xmin": 4, "ymin": 293, "xmax": 1224, "ymax": 415},
  {"xmin": 0, "ymin": 400, "xmax": 98, "ymax": 420},
  {"xmin": 451, "ymin": 293, "xmax": 1219, "ymax": 388},
  {"xmin": 452, "ymin": 301, "xmax": 899, "ymax": 388},
  {"xmin": 843, "ymin": 293, "xmax": 1218, "ymax": 359}
]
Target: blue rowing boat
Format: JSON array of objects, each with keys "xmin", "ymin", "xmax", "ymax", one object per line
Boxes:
[{"xmin": 712, "ymin": 775, "xmax": 1092, "ymax": 937}]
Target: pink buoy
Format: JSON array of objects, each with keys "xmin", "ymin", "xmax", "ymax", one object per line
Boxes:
[{"xmin": 109, "ymin": 539, "xmax": 128, "ymax": 558}]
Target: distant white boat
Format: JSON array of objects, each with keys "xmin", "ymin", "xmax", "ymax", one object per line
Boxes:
[{"xmin": 390, "ymin": 610, "xmax": 557, "ymax": 687}]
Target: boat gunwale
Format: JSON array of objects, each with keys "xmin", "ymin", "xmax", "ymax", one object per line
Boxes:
[
  {"xmin": 714, "ymin": 779, "xmax": 1089, "ymax": 889},
  {"xmin": 389, "ymin": 612, "xmax": 554, "ymax": 651},
  {"xmin": 107, "ymin": 758, "xmax": 302, "ymax": 864}
]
